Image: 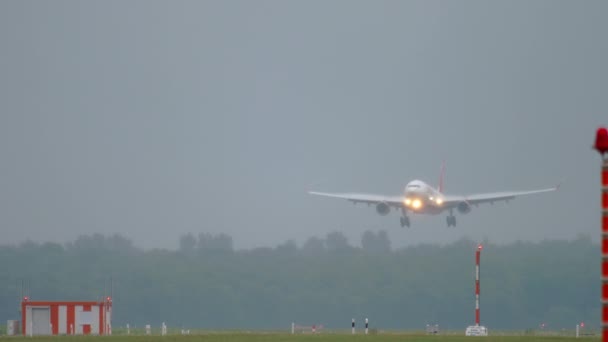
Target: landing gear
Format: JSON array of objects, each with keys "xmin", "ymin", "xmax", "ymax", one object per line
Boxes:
[
  {"xmin": 400, "ymin": 208, "xmax": 410, "ymax": 228},
  {"xmin": 446, "ymin": 215, "xmax": 457, "ymax": 227}
]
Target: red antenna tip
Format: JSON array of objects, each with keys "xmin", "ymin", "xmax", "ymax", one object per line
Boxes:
[{"xmin": 595, "ymin": 127, "xmax": 608, "ymax": 154}]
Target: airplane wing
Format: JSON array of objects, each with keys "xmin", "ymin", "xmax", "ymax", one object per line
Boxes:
[
  {"xmin": 442, "ymin": 185, "xmax": 559, "ymax": 207},
  {"xmin": 308, "ymin": 191, "xmax": 405, "ymax": 208}
]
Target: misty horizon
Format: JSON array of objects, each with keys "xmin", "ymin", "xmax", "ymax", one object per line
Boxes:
[
  {"xmin": 0, "ymin": 231, "xmax": 598, "ymax": 252},
  {"xmin": 1, "ymin": 1, "xmax": 606, "ymax": 250}
]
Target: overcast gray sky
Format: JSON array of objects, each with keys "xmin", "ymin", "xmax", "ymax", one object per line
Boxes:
[{"xmin": 0, "ymin": 1, "xmax": 606, "ymax": 249}]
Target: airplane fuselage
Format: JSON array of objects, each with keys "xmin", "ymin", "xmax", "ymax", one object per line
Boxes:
[{"xmin": 402, "ymin": 180, "xmax": 445, "ymax": 215}]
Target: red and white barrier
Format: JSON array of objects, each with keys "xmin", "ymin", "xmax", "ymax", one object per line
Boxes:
[{"xmin": 291, "ymin": 323, "xmax": 323, "ymax": 334}]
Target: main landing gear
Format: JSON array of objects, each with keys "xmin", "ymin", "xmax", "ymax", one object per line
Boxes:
[
  {"xmin": 400, "ymin": 208, "xmax": 410, "ymax": 228},
  {"xmin": 446, "ymin": 215, "xmax": 457, "ymax": 227}
]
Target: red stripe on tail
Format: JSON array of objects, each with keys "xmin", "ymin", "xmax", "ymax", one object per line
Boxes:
[{"xmin": 438, "ymin": 162, "xmax": 446, "ymax": 193}]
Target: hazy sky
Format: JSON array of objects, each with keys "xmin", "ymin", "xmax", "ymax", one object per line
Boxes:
[{"xmin": 0, "ymin": 1, "xmax": 606, "ymax": 249}]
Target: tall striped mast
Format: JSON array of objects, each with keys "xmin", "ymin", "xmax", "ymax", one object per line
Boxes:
[
  {"xmin": 594, "ymin": 127, "xmax": 608, "ymax": 340},
  {"xmin": 475, "ymin": 244, "xmax": 482, "ymax": 326}
]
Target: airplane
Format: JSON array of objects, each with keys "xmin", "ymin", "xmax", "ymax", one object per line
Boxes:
[{"xmin": 308, "ymin": 164, "xmax": 559, "ymax": 227}]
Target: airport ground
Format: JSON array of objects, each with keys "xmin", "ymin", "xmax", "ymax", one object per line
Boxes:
[{"xmin": 1, "ymin": 331, "xmax": 599, "ymax": 341}]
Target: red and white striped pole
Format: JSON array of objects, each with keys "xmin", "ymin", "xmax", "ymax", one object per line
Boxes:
[
  {"xmin": 594, "ymin": 127, "xmax": 608, "ymax": 340},
  {"xmin": 475, "ymin": 244, "xmax": 482, "ymax": 326}
]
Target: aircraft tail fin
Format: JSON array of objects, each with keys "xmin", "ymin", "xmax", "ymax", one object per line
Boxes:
[{"xmin": 438, "ymin": 161, "xmax": 446, "ymax": 193}]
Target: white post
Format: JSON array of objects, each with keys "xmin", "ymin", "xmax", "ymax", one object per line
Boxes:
[
  {"xmin": 352, "ymin": 318, "xmax": 355, "ymax": 335},
  {"xmin": 576, "ymin": 324, "xmax": 579, "ymax": 338},
  {"xmin": 69, "ymin": 323, "xmax": 73, "ymax": 335},
  {"xmin": 145, "ymin": 324, "xmax": 151, "ymax": 335},
  {"xmin": 161, "ymin": 322, "xmax": 167, "ymax": 336},
  {"xmin": 291, "ymin": 322, "xmax": 295, "ymax": 334},
  {"xmin": 365, "ymin": 318, "xmax": 369, "ymax": 335},
  {"xmin": 126, "ymin": 324, "xmax": 130, "ymax": 335}
]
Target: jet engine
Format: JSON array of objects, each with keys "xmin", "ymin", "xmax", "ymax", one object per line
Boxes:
[
  {"xmin": 376, "ymin": 202, "xmax": 390, "ymax": 216},
  {"xmin": 457, "ymin": 201, "xmax": 472, "ymax": 214}
]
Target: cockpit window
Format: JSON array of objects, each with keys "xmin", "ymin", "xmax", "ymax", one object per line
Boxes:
[{"xmin": 407, "ymin": 184, "xmax": 420, "ymax": 188}]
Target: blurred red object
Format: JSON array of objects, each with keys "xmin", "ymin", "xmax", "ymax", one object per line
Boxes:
[{"xmin": 595, "ymin": 127, "xmax": 608, "ymax": 155}]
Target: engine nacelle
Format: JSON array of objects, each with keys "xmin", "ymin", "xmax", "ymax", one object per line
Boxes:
[
  {"xmin": 376, "ymin": 202, "xmax": 390, "ymax": 216},
  {"xmin": 457, "ymin": 201, "xmax": 472, "ymax": 214}
]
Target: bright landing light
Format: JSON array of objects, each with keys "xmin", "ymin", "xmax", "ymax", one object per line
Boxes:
[
  {"xmin": 435, "ymin": 198, "xmax": 443, "ymax": 205},
  {"xmin": 412, "ymin": 199, "xmax": 422, "ymax": 209},
  {"xmin": 404, "ymin": 198, "xmax": 412, "ymax": 206}
]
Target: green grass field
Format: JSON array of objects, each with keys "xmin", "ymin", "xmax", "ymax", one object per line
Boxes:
[{"xmin": 3, "ymin": 332, "xmax": 599, "ymax": 342}]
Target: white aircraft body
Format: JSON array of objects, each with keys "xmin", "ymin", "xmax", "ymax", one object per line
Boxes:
[{"xmin": 309, "ymin": 166, "xmax": 558, "ymax": 227}]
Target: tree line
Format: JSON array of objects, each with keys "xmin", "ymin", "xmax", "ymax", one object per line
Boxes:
[{"xmin": 0, "ymin": 232, "xmax": 599, "ymax": 331}]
